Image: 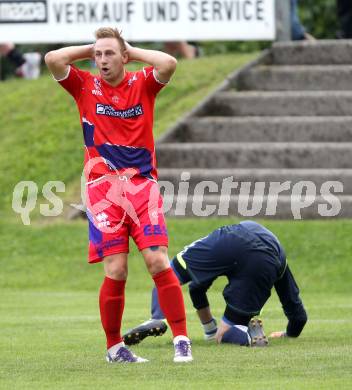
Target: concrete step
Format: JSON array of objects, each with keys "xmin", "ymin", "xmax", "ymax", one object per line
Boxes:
[
  {"xmin": 208, "ymin": 91, "xmax": 352, "ymax": 116},
  {"xmin": 238, "ymin": 65, "xmax": 352, "ymax": 91},
  {"xmin": 156, "ymin": 142, "xmax": 352, "ymax": 169},
  {"xmin": 166, "ymin": 116, "xmax": 352, "ymax": 143},
  {"xmin": 158, "ymin": 168, "xmax": 352, "ymax": 194},
  {"xmin": 272, "ymin": 40, "xmax": 352, "ymax": 65},
  {"xmin": 162, "ymin": 195, "xmax": 352, "ymax": 219}
]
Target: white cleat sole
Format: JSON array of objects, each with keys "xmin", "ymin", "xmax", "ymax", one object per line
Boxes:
[
  {"xmin": 173, "ymin": 357, "xmax": 193, "ymax": 363},
  {"xmin": 106, "ymin": 358, "xmax": 149, "ymax": 363}
]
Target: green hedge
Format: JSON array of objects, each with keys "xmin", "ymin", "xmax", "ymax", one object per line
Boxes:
[{"xmin": 300, "ymin": 0, "xmax": 339, "ymax": 39}]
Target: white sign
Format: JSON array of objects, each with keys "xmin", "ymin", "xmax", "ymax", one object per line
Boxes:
[{"xmin": 0, "ymin": 0, "xmax": 276, "ymax": 43}]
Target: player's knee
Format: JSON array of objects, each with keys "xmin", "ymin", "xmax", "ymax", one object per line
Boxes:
[
  {"xmin": 144, "ymin": 249, "xmax": 169, "ymax": 276},
  {"xmin": 105, "ymin": 266, "xmax": 127, "ymax": 280},
  {"xmin": 103, "ymin": 257, "xmax": 128, "ymax": 280},
  {"xmin": 147, "ymin": 257, "xmax": 169, "ymax": 275}
]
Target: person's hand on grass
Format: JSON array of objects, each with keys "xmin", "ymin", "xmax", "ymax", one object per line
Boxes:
[{"xmin": 269, "ymin": 331, "xmax": 287, "ymax": 338}]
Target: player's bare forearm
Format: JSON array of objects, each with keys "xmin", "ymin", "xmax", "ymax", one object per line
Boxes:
[
  {"xmin": 126, "ymin": 43, "xmax": 177, "ymax": 83},
  {"xmin": 45, "ymin": 44, "xmax": 94, "ymax": 80}
]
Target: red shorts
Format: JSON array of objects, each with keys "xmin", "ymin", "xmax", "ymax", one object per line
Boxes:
[{"xmin": 86, "ymin": 175, "xmax": 168, "ymax": 263}]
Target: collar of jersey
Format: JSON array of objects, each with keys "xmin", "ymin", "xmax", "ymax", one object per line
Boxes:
[{"xmin": 99, "ymin": 70, "xmax": 130, "ymax": 90}]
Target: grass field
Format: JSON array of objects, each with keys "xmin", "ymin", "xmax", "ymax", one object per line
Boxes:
[{"xmin": 1, "ymin": 218, "xmax": 352, "ymax": 390}]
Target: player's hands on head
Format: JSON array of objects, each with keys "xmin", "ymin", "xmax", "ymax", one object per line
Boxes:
[
  {"xmin": 269, "ymin": 331, "xmax": 287, "ymax": 338},
  {"xmin": 89, "ymin": 43, "xmax": 95, "ymax": 59},
  {"xmin": 91, "ymin": 43, "xmax": 99, "ymax": 63},
  {"xmin": 124, "ymin": 41, "xmax": 133, "ymax": 62},
  {"xmin": 124, "ymin": 41, "xmax": 132, "ymax": 51}
]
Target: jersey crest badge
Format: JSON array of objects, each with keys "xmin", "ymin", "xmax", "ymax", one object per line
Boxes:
[{"xmin": 128, "ymin": 74, "xmax": 138, "ymax": 86}]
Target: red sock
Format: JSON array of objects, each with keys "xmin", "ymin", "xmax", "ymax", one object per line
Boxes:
[
  {"xmin": 153, "ymin": 268, "xmax": 188, "ymax": 338},
  {"xmin": 99, "ymin": 277, "xmax": 126, "ymax": 349}
]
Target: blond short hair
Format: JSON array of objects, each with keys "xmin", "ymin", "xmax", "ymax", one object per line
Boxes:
[{"xmin": 95, "ymin": 27, "xmax": 126, "ymax": 52}]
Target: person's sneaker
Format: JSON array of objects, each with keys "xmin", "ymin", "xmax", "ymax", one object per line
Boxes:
[
  {"xmin": 106, "ymin": 346, "xmax": 148, "ymax": 363},
  {"xmin": 204, "ymin": 330, "xmax": 217, "ymax": 341},
  {"xmin": 123, "ymin": 319, "xmax": 168, "ymax": 346},
  {"xmin": 173, "ymin": 336, "xmax": 193, "ymax": 363},
  {"xmin": 248, "ymin": 318, "xmax": 269, "ymax": 347}
]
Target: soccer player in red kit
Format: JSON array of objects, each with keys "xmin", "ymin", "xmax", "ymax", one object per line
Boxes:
[{"xmin": 45, "ymin": 27, "xmax": 192, "ymax": 363}]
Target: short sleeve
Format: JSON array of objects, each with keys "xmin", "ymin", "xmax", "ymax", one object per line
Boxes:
[
  {"xmin": 142, "ymin": 66, "xmax": 167, "ymax": 96},
  {"xmin": 57, "ymin": 65, "xmax": 87, "ymax": 101}
]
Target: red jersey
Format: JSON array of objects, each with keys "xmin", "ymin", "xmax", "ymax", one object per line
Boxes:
[{"xmin": 58, "ymin": 65, "xmax": 166, "ymax": 182}]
